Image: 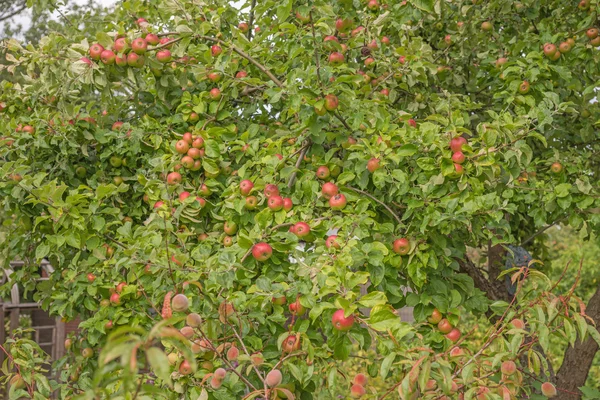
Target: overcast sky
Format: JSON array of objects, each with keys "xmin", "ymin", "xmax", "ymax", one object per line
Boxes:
[{"xmin": 5, "ymin": 0, "xmax": 117, "ymax": 34}]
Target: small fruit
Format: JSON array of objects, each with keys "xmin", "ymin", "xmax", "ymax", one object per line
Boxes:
[
  {"xmin": 245, "ymin": 195, "xmax": 258, "ymax": 209},
  {"xmin": 445, "ymin": 328, "xmax": 461, "ymax": 342},
  {"xmin": 367, "ymin": 158, "xmax": 380, "ymax": 173},
  {"xmin": 224, "ymin": 221, "xmax": 238, "ymax": 235},
  {"xmin": 240, "ymin": 179, "xmax": 254, "ymax": 195},
  {"xmin": 179, "ymin": 360, "xmax": 193, "ymax": 375},
  {"xmin": 100, "ymin": 49, "xmax": 116, "ymax": 65},
  {"xmin": 272, "ymin": 296, "xmax": 287, "ymax": 305},
  {"xmin": 326, "ymin": 235, "xmax": 340, "ymax": 249},
  {"xmin": 210, "ymin": 376, "xmax": 222, "ymax": 389},
  {"xmin": 238, "ymin": 22, "xmax": 249, "ymax": 33},
  {"xmin": 559, "ymin": 41, "xmax": 571, "ymax": 53},
  {"xmin": 550, "ymin": 162, "xmax": 562, "ymax": 174},
  {"xmin": 543, "ymin": 43, "xmax": 557, "ymax": 58},
  {"xmin": 82, "ymin": 347, "xmax": 94, "ymax": 358},
  {"xmin": 146, "ymin": 33, "xmax": 160, "ymax": 45},
  {"xmin": 322, "ymin": 182, "xmax": 339, "ymax": 199},
  {"xmin": 292, "ymin": 222, "xmax": 311, "ymax": 237},
  {"xmin": 518, "ymin": 81, "xmax": 530, "ymax": 94},
  {"xmin": 510, "ymin": 319, "xmax": 525, "ymax": 330},
  {"xmin": 289, "ymin": 299, "xmax": 306, "ymax": 315},
  {"xmin": 180, "ymin": 326, "xmax": 194, "ymax": 339},
  {"xmin": 496, "ymin": 57, "xmax": 508, "ymax": 68},
  {"xmin": 324, "ymin": 94, "xmax": 339, "ymax": 111},
  {"xmin": 266, "ymin": 369, "xmax": 283, "ymax": 387},
  {"xmin": 351, "ymin": 384, "xmax": 366, "ymax": 398},
  {"xmin": 252, "ymin": 242, "xmax": 273, "ymax": 261},
  {"xmin": 501, "ymin": 360, "xmax": 517, "ymax": 376},
  {"xmin": 428, "ymin": 309, "xmax": 442, "ymax": 324},
  {"xmin": 268, "ymin": 195, "xmax": 284, "ymax": 211},
  {"xmin": 282, "ymin": 334, "xmax": 301, "ymax": 352},
  {"xmin": 392, "ymin": 238, "xmax": 410, "ymax": 255},
  {"xmin": 450, "ymin": 136, "xmax": 467, "ymax": 152},
  {"xmin": 264, "ymin": 184, "xmax": 279, "ymax": 198},
  {"xmin": 452, "ymin": 151, "xmax": 465, "ymax": 164},
  {"xmin": 172, "ymin": 294, "xmax": 189, "ymax": 312},
  {"xmin": 353, "ymin": 373, "xmax": 368, "ymax": 386},
  {"xmin": 214, "ymin": 367, "xmax": 227, "ymax": 380},
  {"xmin": 226, "ymin": 346, "xmax": 239, "ymax": 361},
  {"xmin": 481, "ymin": 21, "xmax": 493, "ymax": 31},
  {"xmin": 110, "ymin": 292, "xmax": 120, "ymax": 305},
  {"xmin": 316, "ymin": 166, "xmax": 330, "ymax": 179},
  {"xmin": 332, "ymin": 309, "xmax": 354, "ymax": 331},
  {"xmin": 329, "ymin": 194, "xmax": 347, "ymax": 210},
  {"xmin": 541, "ymin": 382, "xmax": 557, "ymax": 398},
  {"xmin": 186, "ymin": 313, "xmax": 202, "ymax": 327},
  {"xmin": 283, "ymin": 197, "xmax": 293, "ymax": 211},
  {"xmin": 211, "ymin": 45, "xmax": 222, "ymax": 57},
  {"xmin": 156, "ymin": 49, "xmax": 172, "ymax": 63},
  {"xmin": 438, "ymin": 319, "xmax": 453, "ymax": 334},
  {"xmin": 329, "ymin": 52, "xmax": 345, "ymax": 66},
  {"xmin": 209, "ymin": 88, "xmax": 221, "ymax": 100},
  {"xmin": 586, "ymin": 28, "xmax": 599, "ymax": 40}
]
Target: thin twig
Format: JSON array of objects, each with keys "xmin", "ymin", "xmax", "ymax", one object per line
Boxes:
[
  {"xmin": 333, "ymin": 111, "xmax": 352, "ymax": 131},
  {"xmin": 247, "ymin": 0, "xmax": 256, "ymax": 41},
  {"xmin": 345, "ymin": 186, "xmax": 403, "ymax": 226},
  {"xmin": 287, "ymin": 141, "xmax": 311, "ymax": 188}
]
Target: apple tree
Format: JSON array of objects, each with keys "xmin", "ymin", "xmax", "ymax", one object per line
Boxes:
[{"xmin": 1, "ymin": 0, "xmax": 600, "ymax": 398}]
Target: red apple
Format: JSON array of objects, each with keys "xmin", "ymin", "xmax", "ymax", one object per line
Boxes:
[
  {"xmin": 452, "ymin": 151, "xmax": 465, "ymax": 164},
  {"xmin": 283, "ymin": 197, "xmax": 293, "ymax": 211},
  {"xmin": 167, "ymin": 172, "xmax": 182, "ymax": 185},
  {"xmin": 324, "ymin": 94, "xmax": 339, "ymax": 111},
  {"xmin": 114, "ymin": 37, "xmax": 129, "ymax": 53},
  {"xmin": 264, "ymin": 184, "xmax": 279, "ymax": 198},
  {"xmin": 329, "ymin": 52, "xmax": 345, "ymax": 66},
  {"xmin": 89, "ymin": 43, "xmax": 104, "ymax": 60},
  {"xmin": 131, "ymin": 38, "xmax": 147, "ymax": 55},
  {"xmin": 289, "ymin": 300, "xmax": 306, "ymax": 315},
  {"xmin": 450, "ymin": 136, "xmax": 467, "ymax": 152},
  {"xmin": 316, "ymin": 166, "xmax": 330, "ymax": 179},
  {"xmin": 211, "ymin": 45, "xmax": 222, "ymax": 57},
  {"xmin": 332, "ymin": 309, "xmax": 354, "ymax": 331},
  {"xmin": 145, "ymin": 33, "xmax": 160, "ymax": 45},
  {"xmin": 292, "ymin": 222, "xmax": 310, "ymax": 237},
  {"xmin": 268, "ymin": 195, "xmax": 284, "ymax": 211},
  {"xmin": 445, "ymin": 328, "xmax": 461, "ymax": 342},
  {"xmin": 438, "ymin": 319, "xmax": 453, "ymax": 334},
  {"xmin": 100, "ymin": 49, "xmax": 116, "ymax": 65},
  {"xmin": 329, "ymin": 194, "xmax": 347, "ymax": 210},
  {"xmin": 240, "ymin": 179, "xmax": 254, "ymax": 196},
  {"xmin": 367, "ymin": 158, "xmax": 380, "ymax": 173},
  {"xmin": 393, "ymin": 238, "xmax": 410, "ymax": 255},
  {"xmin": 252, "ymin": 242, "xmax": 273, "ymax": 261},
  {"xmin": 156, "ymin": 49, "xmax": 171, "ymax": 63},
  {"xmin": 322, "ymin": 182, "xmax": 339, "ymax": 199},
  {"xmin": 326, "ymin": 235, "xmax": 340, "ymax": 249}
]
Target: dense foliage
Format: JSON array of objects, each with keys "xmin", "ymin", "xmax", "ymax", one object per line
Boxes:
[{"xmin": 2, "ymin": 0, "xmax": 600, "ymax": 398}]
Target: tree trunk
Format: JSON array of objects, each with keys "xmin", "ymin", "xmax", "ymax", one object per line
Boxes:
[{"xmin": 554, "ymin": 283, "xmax": 600, "ymax": 399}]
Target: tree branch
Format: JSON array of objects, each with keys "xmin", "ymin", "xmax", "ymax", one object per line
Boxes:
[
  {"xmin": 345, "ymin": 186, "xmax": 403, "ymax": 226},
  {"xmin": 247, "ymin": 0, "xmax": 256, "ymax": 41},
  {"xmin": 287, "ymin": 141, "xmax": 311, "ymax": 189},
  {"xmin": 0, "ymin": 4, "xmax": 26, "ymax": 23}
]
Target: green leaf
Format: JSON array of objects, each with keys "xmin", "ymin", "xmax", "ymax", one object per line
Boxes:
[
  {"xmin": 358, "ymin": 291, "xmax": 388, "ymax": 308},
  {"xmin": 146, "ymin": 347, "xmax": 172, "ymax": 387},
  {"xmin": 380, "ymin": 352, "xmax": 396, "ymax": 379}
]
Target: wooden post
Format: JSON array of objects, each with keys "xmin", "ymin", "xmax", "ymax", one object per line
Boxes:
[
  {"xmin": 0, "ymin": 305, "xmax": 5, "ymax": 366},
  {"xmin": 55, "ymin": 318, "xmax": 65, "ymax": 359}
]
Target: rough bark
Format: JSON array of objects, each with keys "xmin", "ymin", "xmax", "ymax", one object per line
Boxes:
[
  {"xmin": 458, "ymin": 255, "xmax": 510, "ymax": 302},
  {"xmin": 555, "ymin": 283, "xmax": 600, "ymax": 399}
]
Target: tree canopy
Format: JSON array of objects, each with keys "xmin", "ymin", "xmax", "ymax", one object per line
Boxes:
[{"xmin": 1, "ymin": 0, "xmax": 600, "ymax": 399}]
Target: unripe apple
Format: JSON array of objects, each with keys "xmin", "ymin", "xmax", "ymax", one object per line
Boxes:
[
  {"xmin": 264, "ymin": 184, "xmax": 279, "ymax": 198},
  {"xmin": 266, "ymin": 369, "xmax": 283, "ymax": 387},
  {"xmin": 100, "ymin": 49, "xmax": 116, "ymax": 65},
  {"xmin": 89, "ymin": 43, "xmax": 104, "ymax": 60},
  {"xmin": 452, "ymin": 151, "xmax": 465, "ymax": 164},
  {"xmin": 541, "ymin": 382, "xmax": 557, "ymax": 397},
  {"xmin": 82, "ymin": 347, "xmax": 94, "ymax": 358},
  {"xmin": 329, "ymin": 194, "xmax": 347, "ymax": 210},
  {"xmin": 207, "ymin": 72, "xmax": 222, "ymax": 82},
  {"xmin": 550, "ymin": 162, "xmax": 562, "ymax": 174},
  {"xmin": 282, "ymin": 334, "xmax": 301, "ymax": 352},
  {"xmin": 481, "ymin": 21, "xmax": 493, "ymax": 31},
  {"xmin": 209, "ymin": 88, "xmax": 221, "ymax": 100},
  {"xmin": 364, "ymin": 57, "xmax": 375, "ymax": 67},
  {"xmin": 326, "ymin": 235, "xmax": 340, "ymax": 249},
  {"xmin": 332, "ymin": 309, "xmax": 354, "ymax": 331},
  {"xmin": 324, "ymin": 94, "xmax": 339, "ymax": 111},
  {"xmin": 127, "ymin": 52, "xmax": 145, "ymax": 67},
  {"xmin": 445, "ymin": 328, "xmax": 461, "ymax": 342},
  {"xmin": 65, "ymin": 338, "xmax": 73, "ymax": 349},
  {"xmin": 335, "ymin": 18, "xmax": 353, "ymax": 33},
  {"xmin": 172, "ymin": 294, "xmax": 189, "ymax": 312},
  {"xmin": 438, "ymin": 319, "xmax": 453, "ymax": 334},
  {"xmin": 167, "ymin": 352, "xmax": 179, "ymax": 365},
  {"xmin": 295, "ymin": 12, "xmax": 310, "ymax": 24},
  {"xmin": 428, "ymin": 309, "xmax": 442, "ymax": 324},
  {"xmin": 283, "ymin": 197, "xmax": 293, "ymax": 211},
  {"xmin": 518, "ymin": 81, "xmax": 530, "ymax": 94},
  {"xmin": 156, "ymin": 49, "xmax": 171, "ymax": 63},
  {"xmin": 367, "ymin": 158, "xmax": 380, "ymax": 173},
  {"xmin": 245, "ymin": 195, "xmax": 258, "ymax": 209},
  {"xmin": 289, "ymin": 299, "xmax": 306, "ymax": 315},
  {"xmin": 324, "ymin": 35, "xmax": 339, "ymax": 43},
  {"xmin": 252, "ymin": 242, "xmax": 273, "ymax": 261},
  {"xmin": 501, "ymin": 360, "xmax": 517, "ymax": 376},
  {"xmin": 115, "ymin": 54, "xmax": 127, "ymax": 66},
  {"xmin": 251, "ymin": 353, "xmax": 264, "ymax": 366},
  {"xmin": 392, "ymin": 238, "xmax": 410, "ymax": 255},
  {"xmin": 272, "ymin": 295, "xmax": 286, "ymax": 305},
  {"xmin": 589, "ymin": 36, "xmax": 600, "ymax": 46}
]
